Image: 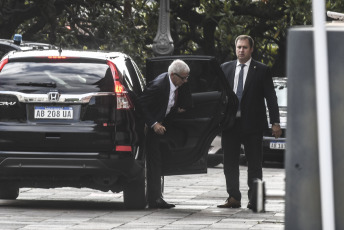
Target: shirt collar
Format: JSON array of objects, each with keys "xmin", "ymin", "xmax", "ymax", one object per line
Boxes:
[
  {"xmin": 169, "ymin": 74, "xmax": 178, "ymax": 91},
  {"xmin": 237, "ymin": 58, "xmax": 252, "ymax": 67}
]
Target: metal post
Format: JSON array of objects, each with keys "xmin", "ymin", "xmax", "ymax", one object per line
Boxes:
[
  {"xmin": 253, "ymin": 179, "xmax": 285, "ymax": 213},
  {"xmin": 312, "ymin": 1, "xmax": 335, "ymax": 230},
  {"xmin": 152, "ymin": 0, "xmax": 174, "ymax": 56}
]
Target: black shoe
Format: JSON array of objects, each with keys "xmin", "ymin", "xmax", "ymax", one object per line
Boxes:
[
  {"xmin": 247, "ymin": 202, "xmax": 255, "ymax": 210},
  {"xmin": 148, "ymin": 197, "xmax": 175, "ymax": 209},
  {"xmin": 217, "ymin": 197, "xmax": 241, "ymax": 208},
  {"xmin": 247, "ymin": 202, "xmax": 252, "ymax": 209}
]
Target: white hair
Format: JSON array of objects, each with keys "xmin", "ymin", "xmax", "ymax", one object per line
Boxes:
[{"xmin": 168, "ymin": 59, "xmax": 190, "ymax": 75}]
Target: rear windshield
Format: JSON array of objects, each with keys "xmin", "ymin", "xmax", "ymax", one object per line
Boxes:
[{"xmin": 0, "ymin": 62, "xmax": 114, "ymax": 93}]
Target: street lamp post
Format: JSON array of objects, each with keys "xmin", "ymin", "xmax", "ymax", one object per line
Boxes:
[{"xmin": 152, "ymin": 0, "xmax": 174, "ymax": 56}]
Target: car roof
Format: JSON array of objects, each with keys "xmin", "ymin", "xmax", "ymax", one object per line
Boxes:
[
  {"xmin": 0, "ymin": 40, "xmax": 21, "ymax": 51},
  {"xmin": 0, "ymin": 39, "xmax": 57, "ymax": 50},
  {"xmin": 2, "ymin": 49, "xmax": 128, "ymax": 62}
]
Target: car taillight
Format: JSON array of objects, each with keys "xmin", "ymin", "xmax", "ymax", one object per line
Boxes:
[
  {"xmin": 115, "ymin": 81, "xmax": 124, "ymax": 93},
  {"xmin": 107, "ymin": 60, "xmax": 133, "ymax": 110},
  {"xmin": 0, "ymin": 58, "xmax": 9, "ymax": 72},
  {"xmin": 116, "ymin": 145, "xmax": 132, "ymax": 152}
]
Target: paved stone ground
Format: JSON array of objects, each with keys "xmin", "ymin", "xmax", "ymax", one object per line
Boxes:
[{"xmin": 0, "ymin": 164, "xmax": 285, "ymax": 230}]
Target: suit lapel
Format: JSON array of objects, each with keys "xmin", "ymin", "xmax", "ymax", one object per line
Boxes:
[
  {"xmin": 243, "ymin": 60, "xmax": 257, "ymax": 97},
  {"xmin": 162, "ymin": 74, "xmax": 170, "ymax": 114},
  {"xmin": 229, "ymin": 61, "xmax": 237, "ymax": 90}
]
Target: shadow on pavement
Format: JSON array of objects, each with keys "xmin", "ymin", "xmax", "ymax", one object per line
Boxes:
[{"xmin": 0, "ymin": 199, "xmax": 128, "ymax": 210}]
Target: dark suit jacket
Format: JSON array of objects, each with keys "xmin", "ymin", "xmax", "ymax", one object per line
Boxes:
[
  {"xmin": 221, "ymin": 59, "xmax": 280, "ymax": 134},
  {"xmin": 137, "ymin": 72, "xmax": 192, "ymax": 127}
]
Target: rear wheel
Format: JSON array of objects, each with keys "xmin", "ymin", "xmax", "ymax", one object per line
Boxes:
[
  {"xmin": 123, "ymin": 147, "xmax": 147, "ymax": 209},
  {"xmin": 239, "ymin": 145, "xmax": 248, "ymax": 165},
  {"xmin": 123, "ymin": 171, "xmax": 147, "ymax": 209},
  {"xmin": 0, "ymin": 185, "xmax": 19, "ymax": 200},
  {"xmin": 207, "ymin": 149, "xmax": 223, "ymax": 167}
]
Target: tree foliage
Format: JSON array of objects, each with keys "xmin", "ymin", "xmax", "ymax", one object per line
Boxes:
[{"xmin": 1, "ymin": 0, "xmax": 343, "ymax": 76}]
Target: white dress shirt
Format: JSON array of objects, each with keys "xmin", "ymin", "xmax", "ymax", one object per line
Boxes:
[
  {"xmin": 234, "ymin": 58, "xmax": 251, "ymax": 117},
  {"xmin": 233, "ymin": 58, "xmax": 252, "ymax": 94},
  {"xmin": 166, "ymin": 75, "xmax": 178, "ymax": 115}
]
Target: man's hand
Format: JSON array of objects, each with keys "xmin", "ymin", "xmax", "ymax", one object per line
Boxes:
[
  {"xmin": 177, "ymin": 107, "xmax": 186, "ymax": 113},
  {"xmin": 153, "ymin": 122, "xmax": 166, "ymax": 135},
  {"xmin": 272, "ymin": 124, "xmax": 282, "ymax": 138}
]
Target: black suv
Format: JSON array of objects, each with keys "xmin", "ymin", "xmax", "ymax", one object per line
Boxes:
[
  {"xmin": 0, "ymin": 49, "xmax": 147, "ymax": 208},
  {"xmin": 0, "ymin": 50, "xmax": 237, "ymax": 209}
]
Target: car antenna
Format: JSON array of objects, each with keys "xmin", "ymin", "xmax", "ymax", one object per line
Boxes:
[{"xmin": 58, "ymin": 43, "xmax": 62, "ymax": 55}]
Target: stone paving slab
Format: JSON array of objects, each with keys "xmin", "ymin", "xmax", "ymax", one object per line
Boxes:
[{"xmin": 0, "ymin": 164, "xmax": 285, "ymax": 230}]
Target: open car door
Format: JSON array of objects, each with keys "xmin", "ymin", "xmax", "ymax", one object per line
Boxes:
[{"xmin": 145, "ymin": 56, "xmax": 238, "ymax": 175}]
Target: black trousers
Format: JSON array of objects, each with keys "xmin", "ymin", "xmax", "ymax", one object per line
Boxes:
[
  {"xmin": 221, "ymin": 118, "xmax": 263, "ymax": 201},
  {"xmin": 145, "ymin": 123, "xmax": 180, "ymax": 203},
  {"xmin": 146, "ymin": 129, "xmax": 163, "ymax": 203}
]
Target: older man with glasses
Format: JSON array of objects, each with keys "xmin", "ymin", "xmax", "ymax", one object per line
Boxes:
[{"xmin": 137, "ymin": 59, "xmax": 192, "ymax": 208}]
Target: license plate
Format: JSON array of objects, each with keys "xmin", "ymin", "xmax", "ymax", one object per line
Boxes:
[
  {"xmin": 270, "ymin": 142, "xmax": 285, "ymax": 150},
  {"xmin": 34, "ymin": 106, "xmax": 73, "ymax": 119}
]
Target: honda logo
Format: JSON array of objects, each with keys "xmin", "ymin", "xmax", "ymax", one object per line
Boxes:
[{"xmin": 48, "ymin": 92, "xmax": 60, "ymax": 102}]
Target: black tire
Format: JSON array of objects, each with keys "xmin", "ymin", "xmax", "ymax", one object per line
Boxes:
[
  {"xmin": 207, "ymin": 149, "xmax": 223, "ymax": 167},
  {"xmin": 239, "ymin": 147, "xmax": 247, "ymax": 165},
  {"xmin": 123, "ymin": 155, "xmax": 147, "ymax": 209},
  {"xmin": 239, "ymin": 155, "xmax": 247, "ymax": 165},
  {"xmin": 123, "ymin": 172, "xmax": 147, "ymax": 209},
  {"xmin": 0, "ymin": 186, "xmax": 19, "ymax": 200}
]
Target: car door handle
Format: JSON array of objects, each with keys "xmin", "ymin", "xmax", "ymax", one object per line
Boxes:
[{"xmin": 45, "ymin": 133, "xmax": 61, "ymax": 140}]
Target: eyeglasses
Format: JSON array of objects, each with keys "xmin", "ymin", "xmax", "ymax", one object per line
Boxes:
[{"xmin": 174, "ymin": 73, "xmax": 189, "ymax": 81}]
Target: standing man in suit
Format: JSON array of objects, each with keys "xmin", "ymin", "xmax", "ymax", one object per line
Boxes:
[
  {"xmin": 218, "ymin": 35, "xmax": 282, "ymax": 209},
  {"xmin": 138, "ymin": 59, "xmax": 191, "ymax": 209}
]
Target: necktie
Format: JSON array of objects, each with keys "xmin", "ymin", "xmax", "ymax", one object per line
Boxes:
[
  {"xmin": 174, "ymin": 89, "xmax": 178, "ymax": 105},
  {"xmin": 236, "ymin": 64, "xmax": 245, "ymax": 108}
]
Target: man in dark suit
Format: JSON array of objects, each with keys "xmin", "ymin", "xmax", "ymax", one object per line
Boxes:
[
  {"xmin": 138, "ymin": 59, "xmax": 191, "ymax": 209},
  {"xmin": 218, "ymin": 35, "xmax": 282, "ymax": 209}
]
